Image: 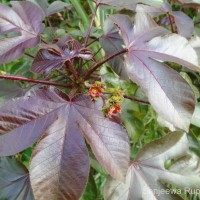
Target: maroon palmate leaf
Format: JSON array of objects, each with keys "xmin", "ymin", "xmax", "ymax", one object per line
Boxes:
[
  {"xmin": 109, "ymin": 11, "xmax": 200, "ymax": 131},
  {"xmin": 137, "ymin": 3, "xmax": 194, "ymax": 37},
  {"xmin": 100, "ymin": 18, "xmax": 128, "ymax": 80},
  {"xmin": 104, "ymin": 132, "xmax": 200, "ymax": 200},
  {"xmin": 0, "ymin": 1, "xmax": 45, "ymax": 63},
  {"xmin": 31, "ymin": 36, "xmax": 93, "ymax": 74},
  {"xmin": 0, "ymin": 157, "xmax": 34, "ymax": 200},
  {"xmin": 0, "ymin": 87, "xmax": 130, "ymax": 198},
  {"xmin": 0, "ymin": 80, "xmax": 26, "ymax": 107},
  {"xmin": 178, "ymin": 0, "xmax": 200, "ymax": 6},
  {"xmin": 95, "ymin": 0, "xmax": 163, "ymax": 10},
  {"xmin": 30, "ymin": 117, "xmax": 90, "ymax": 200},
  {"xmin": 190, "ymin": 36, "xmax": 200, "ymax": 64},
  {"xmin": 27, "ymin": 0, "xmax": 71, "ymax": 16}
]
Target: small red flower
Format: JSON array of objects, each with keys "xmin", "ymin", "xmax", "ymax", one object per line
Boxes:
[
  {"xmin": 108, "ymin": 104, "xmax": 121, "ymax": 116},
  {"xmin": 89, "ymin": 86, "xmax": 103, "ymax": 98}
]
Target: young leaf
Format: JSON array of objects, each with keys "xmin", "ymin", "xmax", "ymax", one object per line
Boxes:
[
  {"xmin": 109, "ymin": 12, "xmax": 199, "ymax": 131},
  {"xmin": 103, "ymin": 132, "xmax": 200, "ymax": 200},
  {"xmin": 31, "ymin": 37, "xmax": 93, "ymax": 74},
  {"xmin": 0, "ymin": 1, "xmax": 45, "ymax": 63},
  {"xmin": 0, "ymin": 87, "xmax": 130, "ymax": 182},
  {"xmin": 0, "ymin": 157, "xmax": 34, "ymax": 200}
]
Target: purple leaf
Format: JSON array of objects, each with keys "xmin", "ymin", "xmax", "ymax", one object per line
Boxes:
[
  {"xmin": 0, "ymin": 157, "xmax": 34, "ymax": 200},
  {"xmin": 109, "ymin": 12, "xmax": 199, "ymax": 131},
  {"xmin": 46, "ymin": 1, "xmax": 72, "ymax": 16},
  {"xmin": 73, "ymin": 95, "xmax": 130, "ymax": 181},
  {"xmin": 0, "ymin": 1, "xmax": 45, "ymax": 63},
  {"xmin": 0, "ymin": 87, "xmax": 64, "ymax": 156},
  {"xmin": 31, "ymin": 37, "xmax": 93, "ymax": 74},
  {"xmin": 173, "ymin": 11, "xmax": 194, "ymax": 37},
  {"xmin": 30, "ymin": 117, "xmax": 90, "ymax": 200},
  {"xmin": 0, "ymin": 80, "xmax": 26, "ymax": 107},
  {"xmin": 104, "ymin": 132, "xmax": 200, "ymax": 200},
  {"xmin": 137, "ymin": 3, "xmax": 194, "ymax": 37},
  {"xmin": 100, "ymin": 18, "xmax": 128, "ymax": 79},
  {"xmin": 190, "ymin": 36, "xmax": 200, "ymax": 63},
  {"xmin": 0, "ymin": 87, "xmax": 130, "ymax": 182},
  {"xmin": 95, "ymin": 0, "xmax": 163, "ymax": 10},
  {"xmin": 178, "ymin": 0, "xmax": 200, "ymax": 4},
  {"xmin": 28, "ymin": 0, "xmax": 72, "ymax": 16}
]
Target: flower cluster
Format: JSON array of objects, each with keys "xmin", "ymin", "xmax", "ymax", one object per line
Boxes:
[
  {"xmin": 88, "ymin": 81, "xmax": 105, "ymax": 100},
  {"xmin": 102, "ymin": 88, "xmax": 124, "ymax": 117},
  {"xmin": 88, "ymin": 82, "xmax": 124, "ymax": 117}
]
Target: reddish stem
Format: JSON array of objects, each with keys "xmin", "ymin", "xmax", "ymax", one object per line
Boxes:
[
  {"xmin": 124, "ymin": 95, "xmax": 150, "ymax": 104},
  {"xmin": 167, "ymin": 12, "xmax": 175, "ymax": 33},
  {"xmin": 84, "ymin": 49, "xmax": 128, "ymax": 80},
  {"xmin": 84, "ymin": 4, "xmax": 99, "ymax": 46},
  {"xmin": 103, "ymin": 92, "xmax": 150, "ymax": 104},
  {"xmin": 0, "ymin": 75, "xmax": 72, "ymax": 88},
  {"xmin": 86, "ymin": 37, "xmax": 100, "ymax": 47}
]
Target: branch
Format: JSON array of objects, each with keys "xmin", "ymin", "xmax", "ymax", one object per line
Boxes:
[
  {"xmin": 0, "ymin": 75, "xmax": 72, "ymax": 88},
  {"xmin": 24, "ymin": 52, "xmax": 34, "ymax": 58},
  {"xmin": 84, "ymin": 49, "xmax": 127, "ymax": 80},
  {"xmin": 167, "ymin": 12, "xmax": 175, "ymax": 33},
  {"xmin": 103, "ymin": 92, "xmax": 150, "ymax": 104},
  {"xmin": 123, "ymin": 95, "xmax": 150, "ymax": 104},
  {"xmin": 86, "ymin": 37, "xmax": 100, "ymax": 47}
]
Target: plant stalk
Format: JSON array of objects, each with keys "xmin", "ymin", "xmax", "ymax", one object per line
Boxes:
[
  {"xmin": 123, "ymin": 95, "xmax": 150, "ymax": 104},
  {"xmin": 84, "ymin": 49, "xmax": 127, "ymax": 80},
  {"xmin": 84, "ymin": 4, "xmax": 99, "ymax": 46},
  {"xmin": 0, "ymin": 75, "xmax": 72, "ymax": 88}
]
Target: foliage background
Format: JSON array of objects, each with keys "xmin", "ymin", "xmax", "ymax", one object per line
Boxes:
[{"xmin": 0, "ymin": 0, "xmax": 200, "ymax": 199}]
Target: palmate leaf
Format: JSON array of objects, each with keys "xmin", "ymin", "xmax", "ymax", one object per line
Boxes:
[
  {"xmin": 191, "ymin": 102, "xmax": 200, "ymax": 127},
  {"xmin": 0, "ymin": 87, "xmax": 130, "ymax": 199},
  {"xmin": 137, "ymin": 3, "xmax": 194, "ymax": 37},
  {"xmin": 31, "ymin": 36, "xmax": 93, "ymax": 74},
  {"xmin": 27, "ymin": 0, "xmax": 72, "ymax": 16},
  {"xmin": 95, "ymin": 0, "xmax": 164, "ymax": 10},
  {"xmin": 0, "ymin": 1, "xmax": 45, "ymax": 63},
  {"xmin": 178, "ymin": 0, "xmax": 200, "ymax": 4},
  {"xmin": 30, "ymin": 112, "xmax": 90, "ymax": 200},
  {"xmin": 0, "ymin": 157, "xmax": 34, "ymax": 200},
  {"xmin": 109, "ymin": 11, "xmax": 200, "ymax": 131},
  {"xmin": 189, "ymin": 35, "xmax": 200, "ymax": 63},
  {"xmin": 100, "ymin": 18, "xmax": 128, "ymax": 80},
  {"xmin": 0, "ymin": 80, "xmax": 26, "ymax": 107},
  {"xmin": 104, "ymin": 132, "xmax": 200, "ymax": 200}
]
